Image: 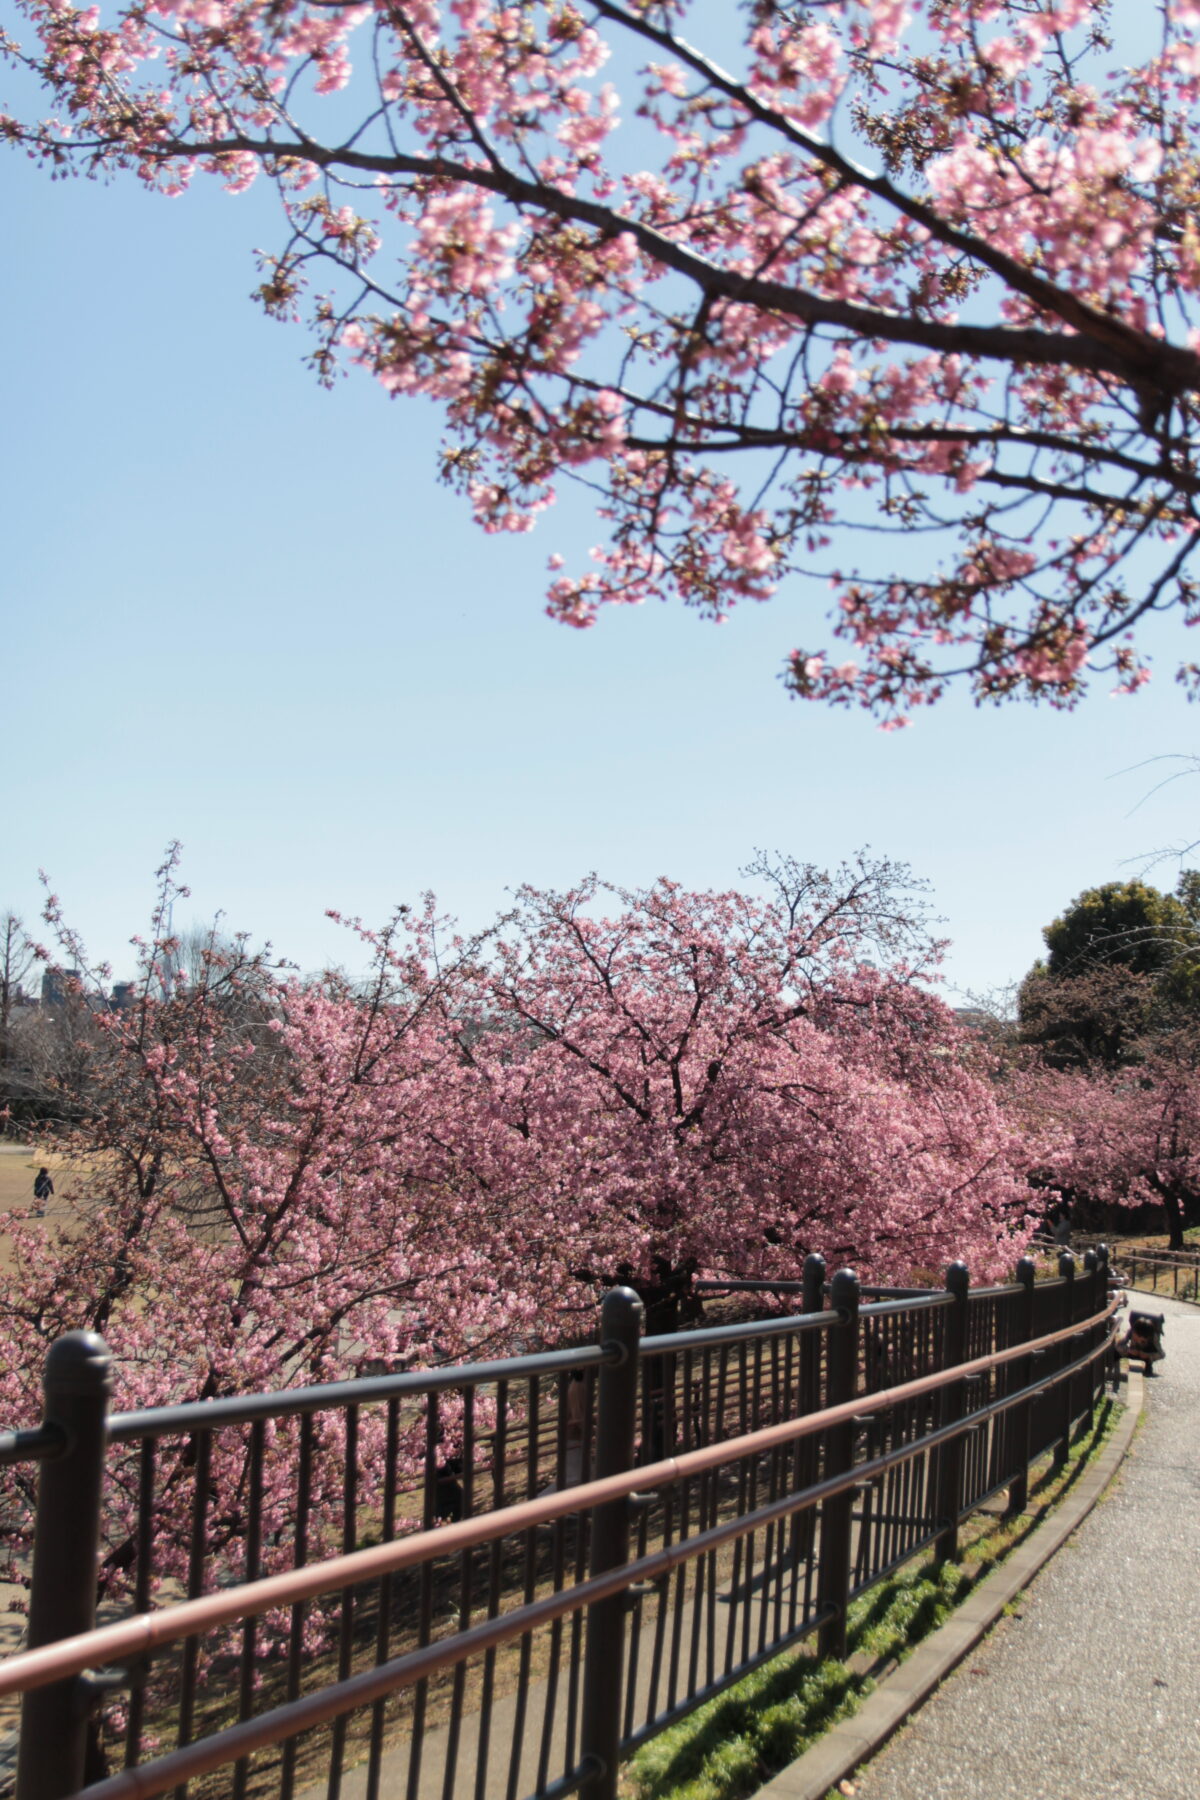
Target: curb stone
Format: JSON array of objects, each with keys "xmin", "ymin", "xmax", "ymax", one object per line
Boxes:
[{"xmin": 753, "ymin": 1373, "xmax": 1144, "ymax": 1800}]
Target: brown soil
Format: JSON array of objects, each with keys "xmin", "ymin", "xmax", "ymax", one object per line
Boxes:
[{"xmin": 0, "ymin": 1142, "xmax": 92, "ymax": 1274}]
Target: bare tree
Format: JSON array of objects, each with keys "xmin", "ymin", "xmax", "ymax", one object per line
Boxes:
[
  {"xmin": 0, "ymin": 913, "xmax": 36, "ymax": 1047},
  {"xmin": 0, "ymin": 913, "xmax": 43, "ymax": 1129}
]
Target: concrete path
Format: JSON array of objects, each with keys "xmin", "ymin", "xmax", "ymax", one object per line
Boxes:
[{"xmin": 848, "ymin": 1294, "xmax": 1200, "ymax": 1800}]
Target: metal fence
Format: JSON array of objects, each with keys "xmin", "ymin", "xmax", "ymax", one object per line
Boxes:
[
  {"xmin": 0, "ymin": 1250, "xmax": 1116, "ymax": 1800},
  {"xmin": 1118, "ymin": 1247, "xmax": 1200, "ymax": 1299},
  {"xmin": 1030, "ymin": 1232, "xmax": 1200, "ymax": 1300}
]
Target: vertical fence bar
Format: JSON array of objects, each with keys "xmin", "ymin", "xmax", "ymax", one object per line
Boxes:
[
  {"xmin": 1006, "ymin": 1257, "xmax": 1036, "ymax": 1519},
  {"xmin": 232, "ymin": 1420, "xmax": 266, "ymax": 1800},
  {"xmin": 175, "ymin": 1428, "xmax": 212, "ymax": 1798},
  {"xmin": 1082, "ymin": 1251, "xmax": 1100, "ymax": 1426},
  {"xmin": 935, "ymin": 1263, "xmax": 969, "ymax": 1565},
  {"xmin": 122, "ymin": 1436, "xmax": 156, "ymax": 1769},
  {"xmin": 281, "ymin": 1413, "xmax": 314, "ymax": 1800},
  {"xmin": 444, "ymin": 1387, "xmax": 477, "ymax": 1800},
  {"xmin": 579, "ymin": 1287, "xmax": 643, "ymax": 1800},
  {"xmin": 816, "ymin": 1269, "xmax": 859, "ymax": 1662},
  {"xmin": 1097, "ymin": 1245, "xmax": 1119, "ymax": 1391},
  {"xmin": 789, "ymin": 1255, "xmax": 826, "ymax": 1629},
  {"xmin": 16, "ymin": 1331, "xmax": 113, "ymax": 1800},
  {"xmin": 505, "ymin": 1376, "xmax": 541, "ymax": 1800},
  {"xmin": 1055, "ymin": 1254, "xmax": 1075, "ymax": 1469},
  {"xmin": 567, "ymin": 1371, "xmax": 595, "ymax": 1766},
  {"xmin": 474, "ymin": 1379, "xmax": 508, "ymax": 1800},
  {"xmin": 405, "ymin": 1399, "xmax": 439, "ymax": 1800},
  {"xmin": 365, "ymin": 1398, "xmax": 400, "ymax": 1800},
  {"xmin": 537, "ymin": 1381, "xmax": 570, "ymax": 1791},
  {"xmin": 328, "ymin": 1404, "xmax": 360, "ymax": 1800}
]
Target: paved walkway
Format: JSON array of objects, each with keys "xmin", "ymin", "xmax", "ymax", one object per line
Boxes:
[{"xmin": 849, "ymin": 1293, "xmax": 1200, "ymax": 1800}]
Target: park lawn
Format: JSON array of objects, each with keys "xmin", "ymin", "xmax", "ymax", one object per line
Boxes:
[
  {"xmin": 0, "ymin": 1142, "xmax": 52, "ymax": 1214},
  {"xmin": 0, "ymin": 1142, "xmax": 96, "ymax": 1272},
  {"xmin": 1109, "ymin": 1228, "xmax": 1200, "ymax": 1251},
  {"xmin": 0, "ymin": 1143, "xmax": 86, "ymax": 1217}
]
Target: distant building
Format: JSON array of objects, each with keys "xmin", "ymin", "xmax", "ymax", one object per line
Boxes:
[
  {"xmin": 952, "ymin": 1006, "xmax": 1011, "ymax": 1048},
  {"xmin": 40, "ymin": 968, "xmax": 81, "ymax": 1008},
  {"xmin": 110, "ymin": 982, "xmax": 135, "ymax": 1011}
]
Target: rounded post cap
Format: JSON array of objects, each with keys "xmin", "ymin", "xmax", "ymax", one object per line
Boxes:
[
  {"xmin": 43, "ymin": 1330, "xmax": 112, "ymax": 1399},
  {"xmin": 801, "ymin": 1251, "xmax": 827, "ymax": 1307},
  {"xmin": 599, "ymin": 1285, "xmax": 644, "ymax": 1336},
  {"xmin": 828, "ymin": 1267, "xmax": 859, "ymax": 1326},
  {"xmin": 599, "ymin": 1284, "xmax": 643, "ymax": 1315}
]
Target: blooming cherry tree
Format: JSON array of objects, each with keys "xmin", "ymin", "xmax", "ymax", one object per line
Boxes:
[
  {"xmin": 0, "ymin": 848, "xmax": 1031, "ymax": 1424},
  {"xmin": 0, "ymin": 848, "xmax": 1034, "ymax": 1724},
  {"xmin": 1019, "ymin": 1034, "xmax": 1200, "ymax": 1248},
  {"xmin": 477, "ymin": 858, "xmax": 1031, "ymax": 1288},
  {"xmin": 4, "ymin": 2, "xmax": 1200, "ymax": 719}
]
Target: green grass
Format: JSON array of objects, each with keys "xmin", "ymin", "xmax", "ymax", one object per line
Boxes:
[
  {"xmin": 625, "ymin": 1656, "xmax": 862, "ymax": 1800},
  {"xmin": 625, "ymin": 1400, "xmax": 1121, "ymax": 1800}
]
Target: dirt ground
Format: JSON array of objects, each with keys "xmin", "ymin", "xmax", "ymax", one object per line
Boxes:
[
  {"xmin": 0, "ymin": 1144, "xmax": 37, "ymax": 1210},
  {"xmin": 0, "ymin": 1142, "xmax": 61, "ymax": 1212},
  {"xmin": 1112, "ymin": 1230, "xmax": 1200, "ymax": 1251},
  {"xmin": 0, "ymin": 1142, "xmax": 82, "ymax": 1271}
]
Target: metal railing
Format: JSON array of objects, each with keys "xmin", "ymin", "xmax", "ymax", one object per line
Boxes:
[
  {"xmin": 1033, "ymin": 1232, "xmax": 1200, "ymax": 1271},
  {"xmin": 0, "ymin": 1250, "xmax": 1116, "ymax": 1800},
  {"xmin": 1118, "ymin": 1247, "xmax": 1200, "ymax": 1300}
]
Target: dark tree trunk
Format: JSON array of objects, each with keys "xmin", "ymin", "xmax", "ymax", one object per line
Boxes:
[{"xmin": 1149, "ymin": 1175, "xmax": 1186, "ymax": 1250}]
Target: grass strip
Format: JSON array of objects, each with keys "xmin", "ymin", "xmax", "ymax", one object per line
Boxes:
[{"xmin": 624, "ymin": 1397, "xmax": 1121, "ymax": 1800}]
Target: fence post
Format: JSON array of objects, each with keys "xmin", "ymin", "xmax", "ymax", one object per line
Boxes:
[
  {"xmin": 579, "ymin": 1287, "xmax": 643, "ymax": 1800},
  {"xmin": 801, "ymin": 1250, "xmax": 827, "ymax": 1318},
  {"xmin": 1055, "ymin": 1252, "xmax": 1076, "ymax": 1469},
  {"xmin": 1006, "ymin": 1257, "xmax": 1036, "ymax": 1519},
  {"xmin": 1083, "ymin": 1249, "xmax": 1100, "ymax": 1425},
  {"xmin": 816, "ymin": 1268, "xmax": 859, "ymax": 1662},
  {"xmin": 935, "ymin": 1262, "xmax": 969, "ymax": 1565},
  {"xmin": 17, "ymin": 1331, "xmax": 113, "ymax": 1800},
  {"xmin": 1096, "ymin": 1243, "xmax": 1119, "ymax": 1390}
]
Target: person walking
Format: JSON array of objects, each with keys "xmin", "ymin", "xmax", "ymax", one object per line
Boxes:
[{"xmin": 32, "ymin": 1166, "xmax": 53, "ymax": 1216}]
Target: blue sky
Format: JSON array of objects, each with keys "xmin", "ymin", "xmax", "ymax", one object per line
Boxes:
[{"xmin": 4, "ymin": 132, "xmax": 1198, "ymax": 1002}]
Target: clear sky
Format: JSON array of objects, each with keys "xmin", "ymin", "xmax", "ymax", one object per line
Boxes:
[{"xmin": 4, "ymin": 137, "xmax": 1198, "ymax": 1004}]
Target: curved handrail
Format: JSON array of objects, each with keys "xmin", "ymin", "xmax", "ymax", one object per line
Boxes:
[
  {"xmin": 0, "ymin": 1294, "xmax": 1117, "ymax": 1704},
  {"xmin": 23, "ymin": 1325, "xmax": 1118, "ymax": 1800}
]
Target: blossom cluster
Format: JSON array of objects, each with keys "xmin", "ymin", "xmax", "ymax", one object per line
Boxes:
[{"xmin": 5, "ymin": 1, "xmax": 1200, "ymax": 714}]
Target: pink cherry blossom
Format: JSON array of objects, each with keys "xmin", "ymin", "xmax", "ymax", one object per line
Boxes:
[{"xmin": 4, "ymin": 2, "xmax": 1199, "ymax": 720}]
